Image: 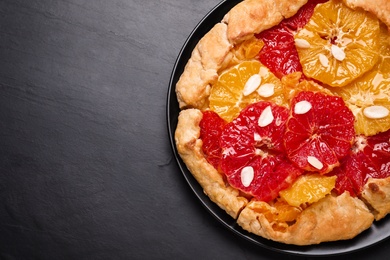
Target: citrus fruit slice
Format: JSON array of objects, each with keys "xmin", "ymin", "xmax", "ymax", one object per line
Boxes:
[
  {"xmin": 331, "ymin": 24, "xmax": 390, "ymax": 136},
  {"xmin": 219, "ymin": 101, "xmax": 303, "ymax": 202},
  {"xmin": 294, "ymin": 0, "xmax": 380, "ymax": 87},
  {"xmin": 279, "ymin": 174, "xmax": 336, "ymax": 207},
  {"xmin": 227, "ymin": 36, "xmax": 264, "ymax": 68},
  {"xmin": 209, "ymin": 60, "xmax": 284, "ymax": 122},
  {"xmin": 257, "ymin": 25, "xmax": 302, "ymax": 79},
  {"xmin": 199, "ymin": 111, "xmax": 226, "ymax": 171},
  {"xmin": 284, "ymin": 91, "xmax": 355, "ymax": 174},
  {"xmin": 333, "ymin": 129, "xmax": 390, "ymax": 197}
]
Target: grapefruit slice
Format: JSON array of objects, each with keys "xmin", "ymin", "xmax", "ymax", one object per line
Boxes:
[
  {"xmin": 284, "ymin": 91, "xmax": 355, "ymax": 174},
  {"xmin": 220, "ymin": 101, "xmax": 303, "ymax": 202},
  {"xmin": 257, "ymin": 26, "xmax": 302, "ymax": 79},
  {"xmin": 333, "ymin": 129, "xmax": 390, "ymax": 196},
  {"xmin": 199, "ymin": 111, "xmax": 226, "ymax": 171}
]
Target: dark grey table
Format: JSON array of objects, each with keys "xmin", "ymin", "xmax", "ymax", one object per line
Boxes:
[{"xmin": 1, "ymin": 0, "xmax": 389, "ymax": 259}]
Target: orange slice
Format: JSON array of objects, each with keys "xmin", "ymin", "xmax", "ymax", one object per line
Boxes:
[
  {"xmin": 294, "ymin": 0, "xmax": 380, "ymax": 87},
  {"xmin": 279, "ymin": 174, "xmax": 336, "ymax": 207},
  {"xmin": 209, "ymin": 60, "xmax": 285, "ymax": 122}
]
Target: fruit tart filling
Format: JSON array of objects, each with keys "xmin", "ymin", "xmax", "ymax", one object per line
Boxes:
[{"xmin": 199, "ymin": 0, "xmax": 390, "ymax": 229}]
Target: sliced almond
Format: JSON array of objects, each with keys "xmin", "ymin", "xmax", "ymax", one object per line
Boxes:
[
  {"xmin": 295, "ymin": 38, "xmax": 311, "ymax": 48},
  {"xmin": 331, "ymin": 45, "xmax": 346, "ymax": 61},
  {"xmin": 258, "ymin": 106, "xmax": 274, "ymax": 127},
  {"xmin": 308, "ymin": 156, "xmax": 324, "ymax": 170},
  {"xmin": 243, "ymin": 74, "xmax": 261, "ymax": 96},
  {"xmin": 241, "ymin": 166, "xmax": 254, "ymax": 187},
  {"xmin": 254, "ymin": 133, "xmax": 261, "ymax": 141},
  {"xmin": 319, "ymin": 54, "xmax": 329, "ymax": 67},
  {"xmin": 294, "ymin": 100, "xmax": 312, "ymax": 114},
  {"xmin": 259, "ymin": 67, "xmax": 269, "ymax": 77},
  {"xmin": 257, "ymin": 83, "xmax": 275, "ymax": 98},
  {"xmin": 363, "ymin": 105, "xmax": 389, "ymax": 119}
]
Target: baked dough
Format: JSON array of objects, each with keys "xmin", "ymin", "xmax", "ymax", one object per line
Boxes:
[
  {"xmin": 174, "ymin": 0, "xmax": 390, "ymax": 245},
  {"xmin": 343, "ymin": 0, "xmax": 390, "ymax": 28},
  {"xmin": 361, "ymin": 177, "xmax": 390, "ymax": 221},
  {"xmin": 237, "ymin": 193, "xmax": 374, "ymax": 245},
  {"xmin": 175, "ymin": 109, "xmax": 248, "ymax": 218}
]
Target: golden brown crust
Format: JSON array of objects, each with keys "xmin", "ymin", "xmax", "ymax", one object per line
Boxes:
[
  {"xmin": 343, "ymin": 0, "xmax": 390, "ymax": 28},
  {"xmin": 175, "ymin": 109, "xmax": 248, "ymax": 218},
  {"xmin": 176, "ymin": 23, "xmax": 232, "ymax": 110},
  {"xmin": 222, "ymin": 0, "xmax": 308, "ymax": 43},
  {"xmin": 237, "ymin": 193, "xmax": 374, "ymax": 245},
  {"xmin": 361, "ymin": 177, "xmax": 390, "ymax": 221}
]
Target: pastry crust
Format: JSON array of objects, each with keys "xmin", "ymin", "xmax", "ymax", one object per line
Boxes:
[
  {"xmin": 176, "ymin": 23, "xmax": 232, "ymax": 110},
  {"xmin": 342, "ymin": 0, "xmax": 390, "ymax": 28},
  {"xmin": 174, "ymin": 0, "xmax": 390, "ymax": 245},
  {"xmin": 222, "ymin": 0, "xmax": 308, "ymax": 43},
  {"xmin": 175, "ymin": 109, "xmax": 248, "ymax": 218},
  {"xmin": 361, "ymin": 177, "xmax": 390, "ymax": 221},
  {"xmin": 237, "ymin": 193, "xmax": 374, "ymax": 245}
]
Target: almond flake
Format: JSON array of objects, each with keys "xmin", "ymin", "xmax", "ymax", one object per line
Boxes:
[
  {"xmin": 294, "ymin": 100, "xmax": 312, "ymax": 114},
  {"xmin": 295, "ymin": 38, "xmax": 311, "ymax": 48},
  {"xmin": 258, "ymin": 106, "xmax": 274, "ymax": 127},
  {"xmin": 241, "ymin": 166, "xmax": 254, "ymax": 187},
  {"xmin": 259, "ymin": 67, "xmax": 269, "ymax": 77},
  {"xmin": 307, "ymin": 156, "xmax": 324, "ymax": 170},
  {"xmin": 254, "ymin": 133, "xmax": 261, "ymax": 141},
  {"xmin": 243, "ymin": 74, "xmax": 261, "ymax": 96},
  {"xmin": 331, "ymin": 45, "xmax": 345, "ymax": 61},
  {"xmin": 319, "ymin": 54, "xmax": 329, "ymax": 67},
  {"xmin": 257, "ymin": 83, "xmax": 275, "ymax": 98},
  {"xmin": 363, "ymin": 105, "xmax": 389, "ymax": 119}
]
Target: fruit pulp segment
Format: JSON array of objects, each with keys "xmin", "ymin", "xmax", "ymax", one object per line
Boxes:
[
  {"xmin": 279, "ymin": 174, "xmax": 337, "ymax": 207},
  {"xmin": 199, "ymin": 111, "xmax": 226, "ymax": 171}
]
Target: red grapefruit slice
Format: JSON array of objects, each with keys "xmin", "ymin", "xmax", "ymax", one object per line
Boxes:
[
  {"xmin": 199, "ymin": 111, "xmax": 226, "ymax": 171},
  {"xmin": 220, "ymin": 102, "xmax": 303, "ymax": 202},
  {"xmin": 333, "ymin": 129, "xmax": 390, "ymax": 196},
  {"xmin": 284, "ymin": 91, "xmax": 355, "ymax": 173}
]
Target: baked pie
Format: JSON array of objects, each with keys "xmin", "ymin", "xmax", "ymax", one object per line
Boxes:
[{"xmin": 174, "ymin": 0, "xmax": 390, "ymax": 245}]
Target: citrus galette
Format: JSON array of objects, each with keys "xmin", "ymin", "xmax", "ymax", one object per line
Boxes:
[{"xmin": 174, "ymin": 0, "xmax": 390, "ymax": 245}]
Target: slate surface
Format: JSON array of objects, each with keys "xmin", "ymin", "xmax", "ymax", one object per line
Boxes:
[{"xmin": 0, "ymin": 0, "xmax": 389, "ymax": 259}]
